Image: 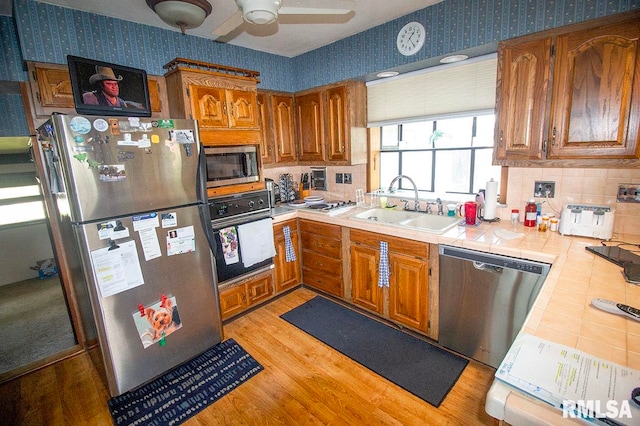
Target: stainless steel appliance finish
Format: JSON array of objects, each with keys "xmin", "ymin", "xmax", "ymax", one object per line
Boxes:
[
  {"xmin": 438, "ymin": 245, "xmax": 550, "ymax": 368},
  {"xmin": 204, "ymin": 145, "xmax": 260, "ymax": 188},
  {"xmin": 209, "ymin": 190, "xmax": 274, "ymax": 284},
  {"xmin": 35, "ymin": 115, "xmax": 223, "ymax": 396}
]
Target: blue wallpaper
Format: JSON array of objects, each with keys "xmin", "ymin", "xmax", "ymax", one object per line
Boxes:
[
  {"xmin": 0, "ymin": 93, "xmax": 30, "ymax": 136},
  {"xmin": 1, "ymin": 0, "xmax": 639, "ymax": 136},
  {"xmin": 292, "ymin": 0, "xmax": 640, "ymax": 88},
  {"xmin": 0, "ymin": 15, "xmax": 25, "ymax": 81}
]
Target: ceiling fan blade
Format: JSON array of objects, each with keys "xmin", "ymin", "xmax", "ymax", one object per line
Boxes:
[
  {"xmin": 212, "ymin": 10, "xmax": 244, "ymax": 38},
  {"xmin": 279, "ymin": 0, "xmax": 355, "ymax": 15}
]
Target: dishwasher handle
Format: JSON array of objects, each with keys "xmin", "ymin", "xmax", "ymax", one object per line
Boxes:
[{"xmin": 473, "ymin": 261, "xmax": 503, "ymax": 274}]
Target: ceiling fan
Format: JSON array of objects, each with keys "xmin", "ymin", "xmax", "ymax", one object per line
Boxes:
[{"xmin": 212, "ymin": 0, "xmax": 356, "ymax": 39}]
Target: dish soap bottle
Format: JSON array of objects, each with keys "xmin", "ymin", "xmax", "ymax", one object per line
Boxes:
[{"xmin": 524, "ymin": 198, "xmax": 537, "ymax": 227}]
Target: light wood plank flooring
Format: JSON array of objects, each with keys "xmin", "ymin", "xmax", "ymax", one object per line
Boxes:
[{"xmin": 0, "ymin": 288, "xmax": 496, "ymax": 425}]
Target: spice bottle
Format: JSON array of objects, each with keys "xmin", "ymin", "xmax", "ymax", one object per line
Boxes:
[
  {"xmin": 511, "ymin": 209, "xmax": 520, "ymax": 225},
  {"xmin": 524, "ymin": 198, "xmax": 537, "ymax": 227}
]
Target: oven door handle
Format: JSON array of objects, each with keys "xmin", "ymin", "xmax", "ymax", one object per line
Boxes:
[{"xmin": 211, "ymin": 211, "xmax": 272, "ymax": 230}]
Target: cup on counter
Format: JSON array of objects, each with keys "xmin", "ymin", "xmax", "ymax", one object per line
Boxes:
[
  {"xmin": 459, "ymin": 201, "xmax": 478, "ymax": 225},
  {"xmin": 380, "ymin": 196, "xmax": 388, "ymax": 208},
  {"xmin": 447, "ymin": 204, "xmax": 457, "ymax": 216},
  {"xmin": 355, "ymin": 189, "xmax": 365, "ymax": 206},
  {"xmin": 370, "ymin": 189, "xmax": 380, "ymax": 207}
]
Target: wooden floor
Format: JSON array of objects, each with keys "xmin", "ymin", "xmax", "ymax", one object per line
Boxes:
[{"xmin": 0, "ymin": 288, "xmax": 496, "ymax": 425}]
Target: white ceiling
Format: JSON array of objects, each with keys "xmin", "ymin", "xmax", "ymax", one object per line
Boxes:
[{"xmin": 35, "ymin": 0, "xmax": 442, "ymax": 57}]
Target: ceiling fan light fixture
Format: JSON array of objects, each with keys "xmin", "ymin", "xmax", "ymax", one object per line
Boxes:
[
  {"xmin": 239, "ymin": 0, "xmax": 279, "ymax": 25},
  {"xmin": 146, "ymin": 0, "xmax": 213, "ymax": 34}
]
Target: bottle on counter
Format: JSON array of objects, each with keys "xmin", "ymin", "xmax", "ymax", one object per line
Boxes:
[
  {"xmin": 524, "ymin": 198, "xmax": 537, "ymax": 227},
  {"xmin": 511, "ymin": 209, "xmax": 520, "ymax": 225}
]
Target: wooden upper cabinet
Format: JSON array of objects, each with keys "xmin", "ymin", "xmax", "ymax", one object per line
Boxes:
[
  {"xmin": 163, "ymin": 58, "xmax": 261, "ymax": 145},
  {"xmin": 295, "ymin": 81, "xmax": 367, "ymax": 165},
  {"xmin": 228, "ymin": 89, "xmax": 259, "ymax": 129},
  {"xmin": 295, "ymin": 91, "xmax": 325, "ymax": 161},
  {"xmin": 326, "ymin": 85, "xmax": 349, "ymax": 161},
  {"xmin": 183, "ymin": 85, "xmax": 258, "ymax": 130},
  {"xmin": 30, "ymin": 64, "xmax": 74, "ymax": 110},
  {"xmin": 189, "ymin": 85, "xmax": 228, "ymax": 128},
  {"xmin": 272, "ymin": 94, "xmax": 297, "ymax": 163},
  {"xmin": 548, "ymin": 21, "xmax": 640, "ymax": 159},
  {"xmin": 495, "ymin": 38, "xmax": 551, "ymax": 160},
  {"xmin": 494, "ymin": 11, "xmax": 640, "ymax": 165},
  {"xmin": 257, "ymin": 92, "xmax": 274, "ymax": 164},
  {"xmin": 258, "ymin": 90, "xmax": 297, "ymax": 165}
]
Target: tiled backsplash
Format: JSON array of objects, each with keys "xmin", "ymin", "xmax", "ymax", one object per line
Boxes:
[
  {"xmin": 262, "ymin": 164, "xmax": 367, "ymax": 203},
  {"xmin": 264, "ymin": 165, "xmax": 640, "ymax": 236},
  {"xmin": 504, "ymin": 168, "xmax": 640, "ymax": 236}
]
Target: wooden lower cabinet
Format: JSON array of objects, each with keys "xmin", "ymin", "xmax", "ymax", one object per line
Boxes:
[
  {"xmin": 299, "ymin": 219, "xmax": 342, "ymax": 297},
  {"xmin": 273, "ymin": 219, "xmax": 301, "ymax": 293},
  {"xmin": 350, "ymin": 243, "xmax": 383, "ymax": 313},
  {"xmin": 349, "ymin": 229, "xmax": 430, "ymax": 333},
  {"xmin": 218, "ymin": 269, "xmax": 274, "ymax": 320}
]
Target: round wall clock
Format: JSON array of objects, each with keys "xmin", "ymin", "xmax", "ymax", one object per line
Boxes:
[{"xmin": 397, "ymin": 21, "xmax": 426, "ymax": 56}]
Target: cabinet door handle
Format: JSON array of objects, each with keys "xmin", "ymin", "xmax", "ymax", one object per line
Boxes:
[
  {"xmin": 230, "ymin": 102, "xmax": 235, "ymax": 117},
  {"xmin": 499, "ymin": 130, "xmax": 504, "ymax": 147},
  {"xmin": 551, "ymin": 127, "xmax": 556, "ymax": 146}
]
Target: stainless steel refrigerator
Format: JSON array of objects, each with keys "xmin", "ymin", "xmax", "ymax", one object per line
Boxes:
[{"xmin": 34, "ymin": 114, "xmax": 223, "ymax": 396}]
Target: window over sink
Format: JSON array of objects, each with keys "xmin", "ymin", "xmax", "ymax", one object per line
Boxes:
[{"xmin": 378, "ymin": 112, "xmax": 500, "ymax": 199}]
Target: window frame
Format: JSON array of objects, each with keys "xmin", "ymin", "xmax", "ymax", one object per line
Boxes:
[{"xmin": 378, "ymin": 112, "xmax": 500, "ymax": 200}]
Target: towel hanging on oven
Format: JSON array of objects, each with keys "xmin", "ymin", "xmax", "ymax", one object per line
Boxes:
[
  {"xmin": 218, "ymin": 226, "xmax": 239, "ymax": 265},
  {"xmin": 283, "ymin": 225, "xmax": 296, "ymax": 262},
  {"xmin": 237, "ymin": 218, "xmax": 276, "ymax": 268}
]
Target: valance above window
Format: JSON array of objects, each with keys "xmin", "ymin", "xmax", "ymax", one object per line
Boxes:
[{"xmin": 366, "ymin": 54, "xmax": 497, "ymax": 127}]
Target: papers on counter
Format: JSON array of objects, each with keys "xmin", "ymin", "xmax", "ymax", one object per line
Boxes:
[{"xmin": 496, "ymin": 333, "xmax": 640, "ymax": 425}]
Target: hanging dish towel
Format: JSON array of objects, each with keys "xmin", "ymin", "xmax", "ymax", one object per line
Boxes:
[
  {"xmin": 237, "ymin": 218, "xmax": 276, "ymax": 267},
  {"xmin": 378, "ymin": 241, "xmax": 390, "ymax": 287},
  {"xmin": 218, "ymin": 226, "xmax": 239, "ymax": 265},
  {"xmin": 283, "ymin": 225, "xmax": 296, "ymax": 262}
]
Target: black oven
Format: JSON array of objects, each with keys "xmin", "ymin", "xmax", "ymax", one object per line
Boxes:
[
  {"xmin": 204, "ymin": 145, "xmax": 260, "ymax": 188},
  {"xmin": 209, "ymin": 190, "xmax": 273, "ymax": 284}
]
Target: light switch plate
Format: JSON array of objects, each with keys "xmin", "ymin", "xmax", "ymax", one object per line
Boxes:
[{"xmin": 617, "ymin": 183, "xmax": 640, "ymax": 202}]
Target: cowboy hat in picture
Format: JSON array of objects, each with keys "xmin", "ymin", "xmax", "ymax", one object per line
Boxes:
[{"xmin": 89, "ymin": 66, "xmax": 123, "ymax": 85}]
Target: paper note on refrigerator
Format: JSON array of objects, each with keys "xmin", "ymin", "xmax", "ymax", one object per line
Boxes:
[{"xmin": 90, "ymin": 240, "xmax": 145, "ymax": 297}]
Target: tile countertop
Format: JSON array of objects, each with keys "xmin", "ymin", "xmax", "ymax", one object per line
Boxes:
[{"xmin": 272, "ymin": 205, "xmax": 640, "ymax": 425}]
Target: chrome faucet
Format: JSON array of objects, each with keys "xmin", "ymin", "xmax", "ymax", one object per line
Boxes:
[
  {"xmin": 436, "ymin": 198, "xmax": 444, "ymax": 215},
  {"xmin": 388, "ymin": 175, "xmax": 420, "ymax": 211}
]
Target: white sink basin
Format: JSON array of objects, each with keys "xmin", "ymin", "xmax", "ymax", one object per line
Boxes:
[
  {"xmin": 352, "ymin": 208, "xmax": 415, "ymax": 223},
  {"xmin": 398, "ymin": 214, "xmax": 460, "ymax": 233},
  {"xmin": 350, "ymin": 208, "xmax": 461, "ymax": 234}
]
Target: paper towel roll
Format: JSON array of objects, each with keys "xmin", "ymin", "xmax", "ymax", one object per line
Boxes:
[{"xmin": 484, "ymin": 179, "xmax": 498, "ymax": 220}]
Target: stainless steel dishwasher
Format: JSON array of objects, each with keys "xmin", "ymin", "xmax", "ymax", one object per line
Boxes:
[{"xmin": 438, "ymin": 245, "xmax": 550, "ymax": 368}]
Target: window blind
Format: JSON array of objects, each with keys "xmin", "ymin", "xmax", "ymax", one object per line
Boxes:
[{"xmin": 366, "ymin": 54, "xmax": 497, "ymax": 127}]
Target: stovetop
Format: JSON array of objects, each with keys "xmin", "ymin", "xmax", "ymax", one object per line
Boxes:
[{"xmin": 304, "ymin": 200, "xmax": 357, "ymax": 215}]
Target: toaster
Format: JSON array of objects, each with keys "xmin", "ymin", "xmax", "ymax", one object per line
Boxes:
[{"xmin": 559, "ymin": 204, "xmax": 615, "ymax": 240}]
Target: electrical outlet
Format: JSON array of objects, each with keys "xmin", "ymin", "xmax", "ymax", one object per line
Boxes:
[
  {"xmin": 534, "ymin": 181, "xmax": 555, "ymax": 198},
  {"xmin": 335, "ymin": 173, "xmax": 344, "ymax": 184},
  {"xmin": 343, "ymin": 173, "xmax": 352, "ymax": 184}
]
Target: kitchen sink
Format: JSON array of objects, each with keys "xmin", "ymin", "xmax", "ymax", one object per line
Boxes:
[
  {"xmin": 398, "ymin": 214, "xmax": 460, "ymax": 232},
  {"xmin": 350, "ymin": 208, "xmax": 461, "ymax": 234},
  {"xmin": 352, "ymin": 208, "xmax": 415, "ymax": 223}
]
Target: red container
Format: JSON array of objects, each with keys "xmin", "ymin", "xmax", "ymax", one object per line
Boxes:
[
  {"xmin": 524, "ymin": 199, "xmax": 537, "ymax": 227},
  {"xmin": 459, "ymin": 201, "xmax": 478, "ymax": 225}
]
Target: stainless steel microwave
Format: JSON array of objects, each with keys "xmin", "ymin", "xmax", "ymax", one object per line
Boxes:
[{"xmin": 204, "ymin": 145, "xmax": 260, "ymax": 188}]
